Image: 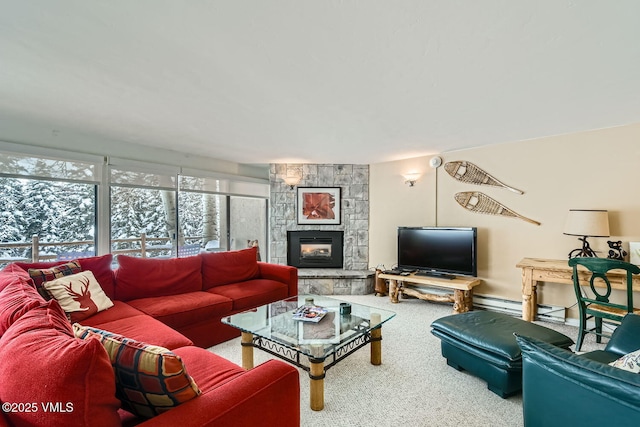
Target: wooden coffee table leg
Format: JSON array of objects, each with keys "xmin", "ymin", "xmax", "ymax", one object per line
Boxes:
[
  {"xmin": 241, "ymin": 332, "xmax": 254, "ymax": 370},
  {"xmin": 370, "ymin": 327, "xmax": 382, "ymax": 365},
  {"xmin": 309, "ymin": 358, "xmax": 325, "ymax": 411},
  {"xmin": 370, "ymin": 313, "xmax": 382, "ymax": 365}
]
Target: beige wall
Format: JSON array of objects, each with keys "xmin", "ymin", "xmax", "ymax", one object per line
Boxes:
[
  {"xmin": 369, "ymin": 156, "xmax": 437, "ymax": 269},
  {"xmin": 370, "ymin": 122, "xmax": 640, "ymax": 320}
]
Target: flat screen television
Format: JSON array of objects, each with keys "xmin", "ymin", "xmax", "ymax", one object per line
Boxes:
[{"xmin": 397, "ymin": 227, "xmax": 477, "ymax": 278}]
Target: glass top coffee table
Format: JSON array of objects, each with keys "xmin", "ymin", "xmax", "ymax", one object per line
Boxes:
[{"xmin": 222, "ymin": 295, "xmax": 395, "ymax": 411}]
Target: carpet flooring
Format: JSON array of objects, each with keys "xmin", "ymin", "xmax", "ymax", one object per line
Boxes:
[{"xmin": 210, "ymin": 294, "xmax": 607, "ymax": 427}]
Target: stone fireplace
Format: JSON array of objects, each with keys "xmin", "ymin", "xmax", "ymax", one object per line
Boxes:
[
  {"xmin": 269, "ymin": 163, "xmax": 374, "ymax": 295},
  {"xmin": 287, "ymin": 230, "xmax": 344, "ymax": 269}
]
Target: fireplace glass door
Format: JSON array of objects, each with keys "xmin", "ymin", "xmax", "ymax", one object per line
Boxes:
[{"xmin": 287, "ymin": 231, "xmax": 343, "ymax": 268}]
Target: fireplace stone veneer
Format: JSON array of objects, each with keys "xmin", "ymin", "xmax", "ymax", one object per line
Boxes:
[
  {"xmin": 287, "ymin": 230, "xmax": 373, "ymax": 294},
  {"xmin": 270, "ymin": 163, "xmax": 371, "ymax": 294},
  {"xmin": 297, "ymin": 269, "xmax": 375, "ymax": 295}
]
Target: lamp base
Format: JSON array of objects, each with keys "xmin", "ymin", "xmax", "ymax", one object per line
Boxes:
[{"xmin": 568, "ymin": 236, "xmax": 598, "ymax": 259}]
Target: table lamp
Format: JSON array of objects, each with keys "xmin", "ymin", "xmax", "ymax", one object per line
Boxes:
[{"xmin": 563, "ymin": 209, "xmax": 610, "ymax": 258}]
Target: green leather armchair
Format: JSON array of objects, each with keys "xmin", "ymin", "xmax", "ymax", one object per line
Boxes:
[{"xmin": 516, "ymin": 314, "xmax": 640, "ymax": 427}]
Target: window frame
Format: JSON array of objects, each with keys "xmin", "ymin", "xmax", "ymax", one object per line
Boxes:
[{"xmin": 0, "ymin": 142, "xmax": 270, "ymax": 261}]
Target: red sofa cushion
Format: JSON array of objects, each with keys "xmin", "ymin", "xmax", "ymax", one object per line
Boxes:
[
  {"xmin": 115, "ymin": 255, "xmax": 203, "ymax": 301},
  {"xmin": 77, "ymin": 254, "xmax": 117, "ymax": 299},
  {"xmin": 207, "ymin": 279, "xmax": 289, "ymax": 311},
  {"xmin": 0, "ymin": 301, "xmax": 121, "ymax": 427},
  {"xmin": 83, "ymin": 300, "xmax": 145, "ymax": 324},
  {"xmin": 127, "ymin": 292, "xmax": 233, "ymax": 329},
  {"xmin": 83, "ymin": 314, "xmax": 193, "ymax": 350},
  {"xmin": 201, "ymin": 248, "xmax": 260, "ymax": 289},
  {"xmin": 258, "ymin": 262, "xmax": 298, "ymax": 297},
  {"xmin": 146, "ymin": 351, "xmax": 301, "ymax": 427},
  {"xmin": 0, "ymin": 264, "xmax": 32, "ymax": 292},
  {"xmin": 0, "ymin": 279, "xmax": 44, "ymax": 336},
  {"xmin": 172, "ymin": 346, "xmax": 245, "ymax": 391},
  {"xmin": 15, "ymin": 254, "xmax": 117, "ymax": 299}
]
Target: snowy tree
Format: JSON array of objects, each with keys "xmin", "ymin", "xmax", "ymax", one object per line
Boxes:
[
  {"xmin": 202, "ymin": 193, "xmax": 221, "ymax": 244},
  {"xmin": 0, "ymin": 178, "xmax": 25, "ymax": 259},
  {"xmin": 0, "ymin": 178, "xmax": 22, "ymax": 241},
  {"xmin": 110, "ymin": 186, "xmax": 170, "ymax": 255},
  {"xmin": 0, "ymin": 177, "xmax": 94, "ymax": 259},
  {"xmin": 160, "ymin": 190, "xmax": 180, "ymax": 245},
  {"xmin": 178, "ymin": 191, "xmax": 223, "ymax": 249},
  {"xmin": 0, "ymin": 170, "xmax": 257, "ymax": 264}
]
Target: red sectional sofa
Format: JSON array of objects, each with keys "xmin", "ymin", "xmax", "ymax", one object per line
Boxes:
[{"xmin": 0, "ymin": 248, "xmax": 300, "ymax": 427}]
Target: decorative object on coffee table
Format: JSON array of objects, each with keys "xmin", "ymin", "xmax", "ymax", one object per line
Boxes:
[
  {"xmin": 444, "ymin": 161, "xmax": 523, "ymax": 194},
  {"xmin": 297, "ymin": 187, "xmax": 341, "ymax": 225},
  {"xmin": 454, "ymin": 191, "xmax": 540, "ymax": 225}
]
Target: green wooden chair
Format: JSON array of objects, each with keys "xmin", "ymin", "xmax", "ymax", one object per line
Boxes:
[{"xmin": 569, "ymin": 257, "xmax": 640, "ymax": 351}]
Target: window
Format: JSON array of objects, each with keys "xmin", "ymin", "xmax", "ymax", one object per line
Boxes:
[
  {"xmin": 109, "ymin": 159, "xmax": 179, "ymax": 259},
  {"xmin": 0, "ymin": 177, "xmax": 96, "ymax": 264},
  {"xmin": 230, "ymin": 196, "xmax": 267, "ymax": 259},
  {"xmin": 0, "ymin": 144, "xmax": 270, "ymax": 266},
  {"xmin": 179, "ymin": 173, "xmax": 269, "ymax": 259},
  {"xmin": 0, "ymin": 145, "xmax": 101, "ymax": 266},
  {"xmin": 179, "ymin": 189, "xmax": 228, "ymax": 253}
]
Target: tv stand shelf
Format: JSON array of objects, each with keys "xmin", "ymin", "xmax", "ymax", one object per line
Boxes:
[{"xmin": 378, "ymin": 272, "xmax": 482, "ymax": 313}]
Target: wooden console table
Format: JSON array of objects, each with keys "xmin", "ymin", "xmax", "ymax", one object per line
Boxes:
[
  {"xmin": 378, "ymin": 272, "xmax": 482, "ymax": 313},
  {"xmin": 516, "ymin": 257, "xmax": 640, "ymax": 322}
]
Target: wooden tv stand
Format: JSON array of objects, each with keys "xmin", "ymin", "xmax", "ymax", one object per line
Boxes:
[{"xmin": 378, "ymin": 272, "xmax": 482, "ymax": 313}]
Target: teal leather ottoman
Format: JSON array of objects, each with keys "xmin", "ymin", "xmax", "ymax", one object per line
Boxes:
[{"xmin": 430, "ymin": 311, "xmax": 573, "ymax": 398}]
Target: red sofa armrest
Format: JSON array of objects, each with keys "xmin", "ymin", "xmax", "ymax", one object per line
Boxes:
[
  {"xmin": 137, "ymin": 359, "xmax": 300, "ymax": 427},
  {"xmin": 257, "ymin": 262, "xmax": 298, "ymax": 297}
]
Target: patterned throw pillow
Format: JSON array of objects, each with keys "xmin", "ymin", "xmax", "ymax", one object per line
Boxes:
[
  {"xmin": 28, "ymin": 261, "xmax": 81, "ymax": 298},
  {"xmin": 609, "ymin": 348, "xmax": 640, "ymax": 373},
  {"xmin": 43, "ymin": 271, "xmax": 114, "ymax": 322},
  {"xmin": 73, "ymin": 324, "xmax": 201, "ymax": 419}
]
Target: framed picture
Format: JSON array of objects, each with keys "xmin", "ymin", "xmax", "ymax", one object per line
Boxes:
[{"xmin": 297, "ymin": 187, "xmax": 341, "ymax": 225}]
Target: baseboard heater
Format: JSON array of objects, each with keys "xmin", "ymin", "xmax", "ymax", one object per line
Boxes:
[
  {"xmin": 404, "ymin": 285, "xmax": 566, "ymax": 323},
  {"xmin": 473, "ymin": 294, "xmax": 566, "ymax": 323}
]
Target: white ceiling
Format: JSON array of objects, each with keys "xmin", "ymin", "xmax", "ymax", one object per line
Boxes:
[{"xmin": 1, "ymin": 1, "xmax": 639, "ymax": 166}]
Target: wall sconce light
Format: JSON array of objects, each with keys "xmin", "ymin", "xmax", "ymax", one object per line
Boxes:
[
  {"xmin": 563, "ymin": 209, "xmax": 610, "ymax": 258},
  {"xmin": 403, "ymin": 173, "xmax": 421, "ymax": 187},
  {"xmin": 283, "ymin": 176, "xmax": 301, "ymax": 190}
]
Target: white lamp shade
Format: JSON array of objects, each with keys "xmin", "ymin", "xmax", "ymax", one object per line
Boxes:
[
  {"xmin": 403, "ymin": 173, "xmax": 421, "ymax": 182},
  {"xmin": 563, "ymin": 209, "xmax": 610, "ymax": 237},
  {"xmin": 283, "ymin": 176, "xmax": 300, "ymax": 187}
]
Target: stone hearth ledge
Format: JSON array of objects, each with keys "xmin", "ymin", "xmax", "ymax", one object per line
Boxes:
[{"xmin": 297, "ymin": 269, "xmax": 375, "ymax": 295}]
